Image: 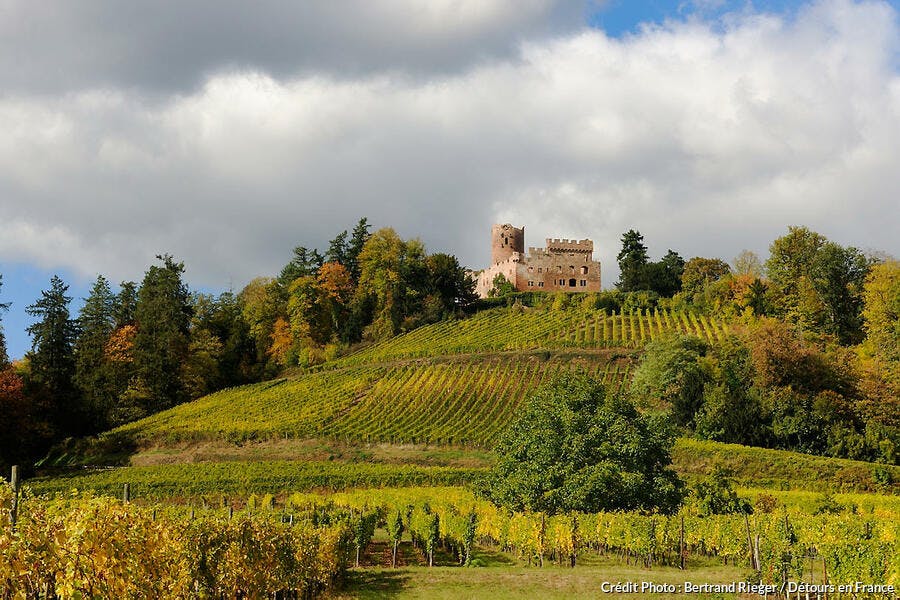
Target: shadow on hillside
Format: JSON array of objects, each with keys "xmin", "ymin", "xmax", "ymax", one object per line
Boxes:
[
  {"xmin": 35, "ymin": 432, "xmax": 138, "ymax": 473},
  {"xmin": 340, "ymin": 570, "xmax": 410, "ymax": 598}
]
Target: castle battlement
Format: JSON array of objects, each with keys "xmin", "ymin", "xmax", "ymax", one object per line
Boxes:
[
  {"xmin": 476, "ymin": 224, "xmax": 602, "ymax": 298},
  {"xmin": 545, "ymin": 238, "xmax": 593, "ymax": 253}
]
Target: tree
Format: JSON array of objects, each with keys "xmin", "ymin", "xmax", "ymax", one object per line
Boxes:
[
  {"xmin": 114, "ymin": 281, "xmax": 138, "ymax": 328},
  {"xmin": 811, "ymin": 242, "xmax": 871, "ymax": 344},
  {"xmin": 862, "ymin": 259, "xmax": 900, "ymax": 363},
  {"xmin": 318, "ymin": 262, "xmax": 354, "ymax": 339},
  {"xmin": 681, "ymin": 257, "xmax": 731, "ymax": 299},
  {"xmin": 745, "ymin": 278, "xmax": 770, "ymax": 316},
  {"xmin": 646, "ymin": 250, "xmax": 685, "ymax": 297},
  {"xmin": 693, "ymin": 467, "xmax": 751, "ymax": 515},
  {"xmin": 346, "ymin": 217, "xmax": 371, "ymax": 282},
  {"xmin": 355, "ymin": 228, "xmax": 428, "ymax": 340},
  {"xmin": 239, "ymin": 277, "xmax": 283, "ymax": 369},
  {"xmin": 74, "ymin": 275, "xmax": 117, "ymax": 430},
  {"xmin": 133, "ymin": 255, "xmax": 192, "ymax": 414},
  {"xmin": 487, "ymin": 273, "xmax": 515, "ymax": 298},
  {"xmin": 765, "ymin": 226, "xmax": 826, "ymax": 326},
  {"xmin": 616, "ymin": 230, "xmax": 649, "ymax": 292},
  {"xmin": 694, "ymin": 337, "xmax": 768, "ymax": 446},
  {"xmin": 278, "ymin": 246, "xmax": 323, "ymax": 288},
  {"xmin": 326, "ymin": 230, "xmax": 349, "ymax": 266},
  {"xmin": 427, "ymin": 253, "xmax": 476, "ymax": 312},
  {"xmin": 732, "ymin": 250, "xmax": 763, "ymax": 278},
  {"xmin": 26, "ymin": 275, "xmax": 80, "ymax": 433},
  {"xmin": 484, "ymin": 374, "xmax": 684, "ymax": 514},
  {"xmin": 630, "ymin": 335, "xmax": 710, "ymax": 427}
]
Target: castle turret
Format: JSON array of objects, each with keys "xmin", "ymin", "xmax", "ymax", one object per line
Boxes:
[{"xmin": 491, "ymin": 223, "xmax": 525, "ymax": 265}]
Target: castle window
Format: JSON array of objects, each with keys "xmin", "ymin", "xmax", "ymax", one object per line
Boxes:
[
  {"xmin": 538, "ymin": 282, "xmax": 544, "ymax": 288},
  {"xmin": 568, "ymin": 278, "xmax": 576, "ymax": 287},
  {"xmin": 528, "ymin": 280, "xmax": 534, "ymax": 287},
  {"xmin": 581, "ymin": 266, "xmax": 588, "ymax": 275},
  {"xmin": 528, "ymin": 266, "xmax": 533, "ymax": 273},
  {"xmin": 580, "ymin": 280, "xmax": 586, "ymax": 286},
  {"xmin": 538, "ymin": 267, "xmax": 542, "ymax": 273},
  {"xmin": 557, "ymin": 266, "xmax": 562, "ymax": 273},
  {"xmin": 569, "ymin": 265, "xmax": 575, "ymax": 274}
]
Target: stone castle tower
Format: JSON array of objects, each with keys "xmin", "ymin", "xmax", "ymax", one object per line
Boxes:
[
  {"xmin": 475, "ymin": 223, "xmax": 601, "ymax": 298},
  {"xmin": 491, "ymin": 224, "xmax": 525, "ymax": 264}
]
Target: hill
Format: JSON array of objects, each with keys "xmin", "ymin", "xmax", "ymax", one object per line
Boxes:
[
  {"xmin": 57, "ymin": 303, "xmax": 725, "ymax": 456},
  {"xmin": 32, "ymin": 301, "xmax": 900, "ymax": 499}
]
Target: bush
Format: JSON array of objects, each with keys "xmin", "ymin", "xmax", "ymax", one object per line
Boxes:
[{"xmin": 693, "ymin": 467, "xmax": 751, "ymax": 515}]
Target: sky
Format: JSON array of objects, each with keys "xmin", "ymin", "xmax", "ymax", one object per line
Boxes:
[{"xmin": 1, "ymin": 0, "xmax": 899, "ymax": 360}]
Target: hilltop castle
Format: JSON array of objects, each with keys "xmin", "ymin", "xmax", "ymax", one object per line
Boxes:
[{"xmin": 474, "ymin": 224, "xmax": 602, "ymax": 298}]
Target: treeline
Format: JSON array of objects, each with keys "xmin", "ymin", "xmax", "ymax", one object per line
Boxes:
[
  {"xmin": 611, "ymin": 226, "xmax": 898, "ymax": 464},
  {"xmin": 0, "ymin": 218, "xmax": 476, "ymax": 471},
  {"xmin": 608, "ymin": 226, "xmax": 878, "ymax": 346}
]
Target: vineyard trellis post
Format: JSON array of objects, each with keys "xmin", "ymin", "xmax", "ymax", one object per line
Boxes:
[
  {"xmin": 10, "ymin": 465, "xmax": 19, "ymax": 530},
  {"xmin": 122, "ymin": 482, "xmax": 130, "ymax": 504}
]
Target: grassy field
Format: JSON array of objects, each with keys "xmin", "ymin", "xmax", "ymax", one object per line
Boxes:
[
  {"xmin": 332, "ymin": 554, "xmax": 745, "ymax": 600},
  {"xmin": 28, "ymin": 436, "xmax": 900, "ymax": 500},
  {"xmin": 27, "ymin": 461, "xmax": 482, "ymax": 499}
]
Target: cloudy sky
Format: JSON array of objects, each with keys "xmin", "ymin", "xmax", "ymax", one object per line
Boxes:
[{"xmin": 1, "ymin": 0, "xmax": 899, "ymax": 358}]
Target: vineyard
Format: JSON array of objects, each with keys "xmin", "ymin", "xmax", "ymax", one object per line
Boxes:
[
  {"xmin": 4, "ymin": 484, "xmax": 897, "ymax": 598},
  {"xmin": 328, "ymin": 304, "xmax": 730, "ymax": 367},
  {"xmin": 110, "ymin": 353, "xmax": 635, "ymax": 448}
]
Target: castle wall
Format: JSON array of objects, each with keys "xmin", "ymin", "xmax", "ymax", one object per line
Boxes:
[{"xmin": 477, "ymin": 225, "xmax": 602, "ymax": 298}]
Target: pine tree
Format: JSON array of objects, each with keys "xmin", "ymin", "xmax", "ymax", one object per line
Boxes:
[
  {"xmin": 114, "ymin": 281, "xmax": 138, "ymax": 327},
  {"xmin": 133, "ymin": 255, "xmax": 192, "ymax": 414},
  {"xmin": 616, "ymin": 230, "xmax": 649, "ymax": 292},
  {"xmin": 346, "ymin": 217, "xmax": 371, "ymax": 281},
  {"xmin": 25, "ymin": 275, "xmax": 80, "ymax": 433},
  {"xmin": 74, "ymin": 275, "xmax": 117, "ymax": 430}
]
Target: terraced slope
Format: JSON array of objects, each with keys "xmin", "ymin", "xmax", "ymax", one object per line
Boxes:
[
  {"xmin": 327, "ymin": 305, "xmax": 730, "ymax": 367},
  {"xmin": 97, "ymin": 304, "xmax": 734, "ymax": 451},
  {"xmin": 115, "ymin": 352, "xmax": 635, "ymax": 447}
]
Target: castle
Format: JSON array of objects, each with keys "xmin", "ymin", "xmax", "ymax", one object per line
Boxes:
[{"xmin": 474, "ymin": 224, "xmax": 602, "ymax": 298}]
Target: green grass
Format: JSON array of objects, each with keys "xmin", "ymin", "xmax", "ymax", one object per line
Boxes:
[
  {"xmin": 26, "ymin": 461, "xmax": 483, "ymax": 499},
  {"xmin": 331, "ymin": 556, "xmax": 744, "ymax": 600},
  {"xmin": 672, "ymin": 438, "xmax": 900, "ymax": 493}
]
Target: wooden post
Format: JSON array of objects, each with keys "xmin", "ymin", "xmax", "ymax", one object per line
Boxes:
[
  {"xmin": 679, "ymin": 516, "xmax": 685, "ymax": 570},
  {"xmin": 10, "ymin": 465, "xmax": 20, "ymax": 530},
  {"xmin": 122, "ymin": 483, "xmax": 130, "ymax": 504},
  {"xmin": 744, "ymin": 512, "xmax": 757, "ymax": 571},
  {"xmin": 229, "ymin": 506, "xmax": 234, "ymax": 520}
]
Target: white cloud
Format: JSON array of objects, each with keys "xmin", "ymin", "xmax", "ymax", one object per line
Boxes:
[{"xmin": 0, "ymin": 0, "xmax": 898, "ymax": 289}]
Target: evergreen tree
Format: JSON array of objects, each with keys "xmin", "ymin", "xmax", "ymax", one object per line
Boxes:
[
  {"xmin": 278, "ymin": 246, "xmax": 323, "ymax": 288},
  {"xmin": 646, "ymin": 250, "xmax": 685, "ymax": 297},
  {"xmin": 133, "ymin": 255, "xmax": 192, "ymax": 414},
  {"xmin": 74, "ymin": 275, "xmax": 117, "ymax": 430},
  {"xmin": 346, "ymin": 217, "xmax": 371, "ymax": 281},
  {"xmin": 114, "ymin": 281, "xmax": 138, "ymax": 327},
  {"xmin": 326, "ymin": 230, "xmax": 350, "ymax": 266},
  {"xmin": 616, "ymin": 230, "xmax": 649, "ymax": 291},
  {"xmin": 25, "ymin": 275, "xmax": 80, "ymax": 433}
]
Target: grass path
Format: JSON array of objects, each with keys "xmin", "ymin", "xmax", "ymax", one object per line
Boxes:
[{"xmin": 330, "ymin": 542, "xmax": 745, "ymax": 599}]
